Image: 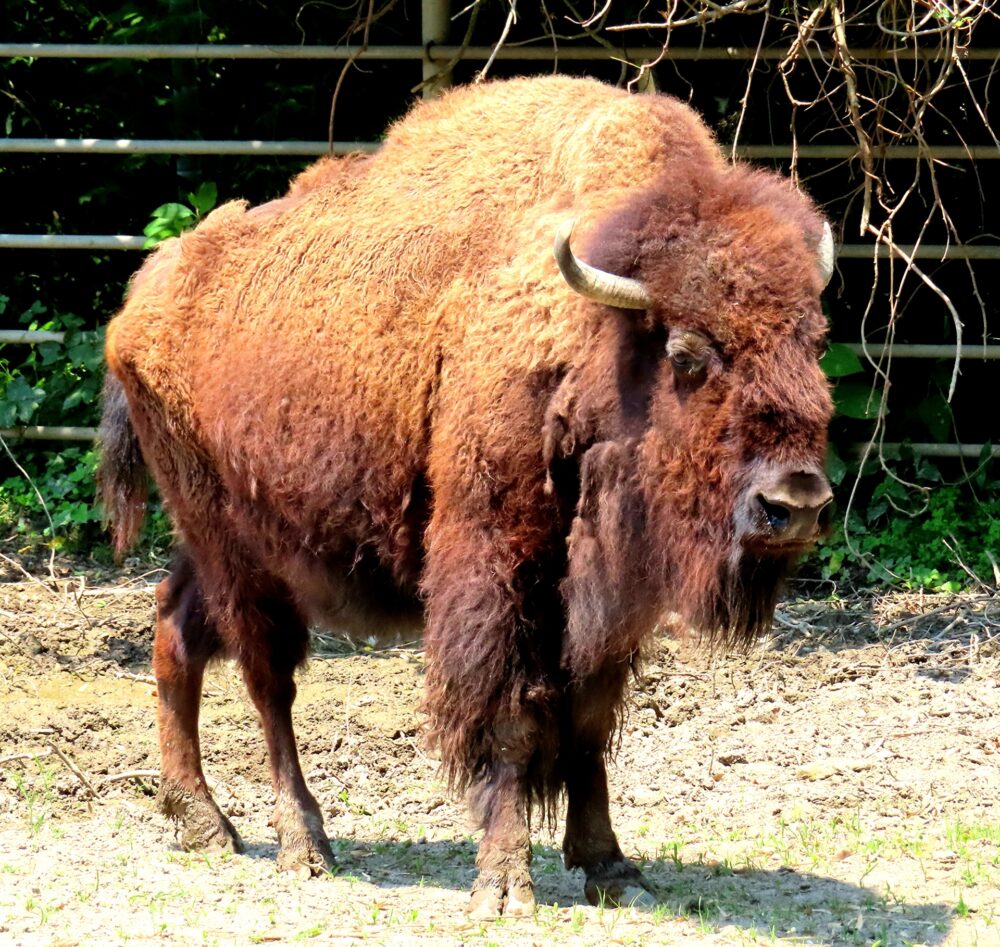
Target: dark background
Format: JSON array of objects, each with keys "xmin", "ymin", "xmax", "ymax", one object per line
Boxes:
[{"xmin": 1, "ymin": 0, "xmax": 996, "ymax": 561}]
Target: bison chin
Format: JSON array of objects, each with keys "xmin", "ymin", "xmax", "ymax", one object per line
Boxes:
[
  {"xmin": 644, "ymin": 479, "xmax": 813, "ymax": 649},
  {"xmin": 705, "ymin": 548, "xmax": 798, "ymax": 648},
  {"xmin": 641, "ymin": 444, "xmax": 830, "ymax": 647},
  {"xmin": 562, "ymin": 442, "xmax": 808, "ymax": 677},
  {"xmin": 651, "ymin": 524, "xmax": 799, "ymax": 651}
]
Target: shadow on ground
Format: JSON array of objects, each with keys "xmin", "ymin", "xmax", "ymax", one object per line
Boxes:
[{"xmin": 235, "ymin": 837, "xmax": 952, "ymax": 945}]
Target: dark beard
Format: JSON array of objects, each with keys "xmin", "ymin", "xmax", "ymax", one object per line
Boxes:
[{"xmin": 698, "ymin": 547, "xmax": 797, "ymax": 648}]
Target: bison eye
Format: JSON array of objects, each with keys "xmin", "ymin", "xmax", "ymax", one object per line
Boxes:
[
  {"xmin": 666, "ymin": 330, "xmax": 711, "ymax": 379},
  {"xmin": 669, "ymin": 351, "xmax": 704, "ymax": 376}
]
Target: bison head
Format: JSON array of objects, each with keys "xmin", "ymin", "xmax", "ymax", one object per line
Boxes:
[{"xmin": 555, "ymin": 166, "xmax": 834, "ymax": 652}]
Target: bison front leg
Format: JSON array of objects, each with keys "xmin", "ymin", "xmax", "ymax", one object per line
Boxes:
[
  {"xmin": 562, "ymin": 669, "xmax": 656, "ymax": 908},
  {"xmin": 153, "ymin": 553, "xmax": 244, "ymax": 855},
  {"xmin": 466, "ymin": 726, "xmax": 537, "ymax": 919},
  {"xmin": 422, "ymin": 515, "xmax": 560, "ymax": 918}
]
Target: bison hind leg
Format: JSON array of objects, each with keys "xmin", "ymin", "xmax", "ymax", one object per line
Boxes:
[
  {"xmin": 230, "ymin": 582, "xmax": 334, "ymax": 877},
  {"xmin": 153, "ymin": 550, "xmax": 244, "ymax": 855}
]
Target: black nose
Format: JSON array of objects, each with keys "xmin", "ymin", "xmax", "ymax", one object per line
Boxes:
[{"xmin": 751, "ymin": 468, "xmax": 833, "ymax": 544}]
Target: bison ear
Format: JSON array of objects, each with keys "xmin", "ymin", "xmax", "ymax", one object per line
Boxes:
[{"xmin": 817, "ymin": 221, "xmax": 835, "ymax": 288}]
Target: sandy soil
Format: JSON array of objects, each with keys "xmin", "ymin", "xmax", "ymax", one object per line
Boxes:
[{"xmin": 2, "ymin": 568, "xmax": 1000, "ymax": 946}]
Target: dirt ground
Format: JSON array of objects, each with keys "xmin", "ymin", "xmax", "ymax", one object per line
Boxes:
[{"xmin": 2, "ymin": 562, "xmax": 1000, "ymax": 946}]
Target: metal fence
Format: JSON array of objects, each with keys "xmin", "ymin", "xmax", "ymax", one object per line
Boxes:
[{"xmin": 2, "ymin": 33, "xmax": 997, "ymax": 457}]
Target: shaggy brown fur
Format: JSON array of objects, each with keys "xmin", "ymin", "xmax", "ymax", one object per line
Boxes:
[{"xmin": 99, "ymin": 75, "xmax": 832, "ymax": 914}]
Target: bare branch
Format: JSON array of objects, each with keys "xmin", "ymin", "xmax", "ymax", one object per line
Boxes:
[
  {"xmin": 606, "ymin": 0, "xmax": 768, "ymax": 31},
  {"xmin": 831, "ymin": 1, "xmax": 877, "ymax": 235},
  {"xmin": 478, "ymin": 0, "xmax": 518, "ymax": 82}
]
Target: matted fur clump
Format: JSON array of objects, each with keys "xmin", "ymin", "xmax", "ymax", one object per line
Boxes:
[{"xmin": 99, "ymin": 75, "xmax": 833, "ymax": 916}]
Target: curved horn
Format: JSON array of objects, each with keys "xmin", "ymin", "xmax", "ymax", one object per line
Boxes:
[
  {"xmin": 554, "ymin": 220, "xmax": 653, "ymax": 310},
  {"xmin": 818, "ymin": 220, "xmax": 835, "ymax": 288}
]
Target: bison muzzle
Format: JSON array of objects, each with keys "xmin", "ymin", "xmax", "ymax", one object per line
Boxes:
[{"xmin": 99, "ymin": 75, "xmax": 834, "ymax": 917}]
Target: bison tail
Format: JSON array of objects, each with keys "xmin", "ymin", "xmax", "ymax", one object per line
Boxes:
[{"xmin": 97, "ymin": 373, "xmax": 148, "ymax": 555}]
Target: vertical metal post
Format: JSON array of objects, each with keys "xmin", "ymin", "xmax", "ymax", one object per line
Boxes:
[{"xmin": 421, "ymin": 0, "xmax": 451, "ymax": 98}]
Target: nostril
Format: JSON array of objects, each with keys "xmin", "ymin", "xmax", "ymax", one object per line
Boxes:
[
  {"xmin": 817, "ymin": 499, "xmax": 834, "ymax": 530},
  {"xmin": 756, "ymin": 494, "xmax": 791, "ymax": 532}
]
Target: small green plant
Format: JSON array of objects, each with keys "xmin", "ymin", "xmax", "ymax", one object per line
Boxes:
[
  {"xmin": 818, "ymin": 341, "xmax": 999, "ymax": 591},
  {"xmin": 814, "ymin": 468, "xmax": 1000, "ymax": 591},
  {"xmin": 9, "ymin": 759, "xmax": 56, "ymax": 836},
  {"xmin": 143, "ymin": 182, "xmax": 218, "ymax": 248}
]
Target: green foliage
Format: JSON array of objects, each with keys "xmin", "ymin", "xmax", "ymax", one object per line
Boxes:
[
  {"xmin": 819, "ymin": 342, "xmax": 863, "ymax": 378},
  {"xmin": 0, "ymin": 444, "xmax": 170, "ymax": 555},
  {"xmin": 0, "ymin": 246, "xmax": 179, "ymax": 554},
  {"xmin": 143, "ymin": 182, "xmax": 217, "ymax": 247},
  {"xmin": 814, "ymin": 462, "xmax": 1000, "ymax": 592},
  {"xmin": 821, "ymin": 343, "xmax": 883, "ymax": 422},
  {"xmin": 0, "ymin": 301, "xmax": 105, "ymax": 430},
  {"xmin": 143, "ymin": 203, "xmax": 195, "ymax": 248},
  {"xmin": 0, "ymin": 447, "xmax": 101, "ymax": 536},
  {"xmin": 818, "ymin": 344, "xmax": 995, "ymax": 592},
  {"xmin": 833, "ymin": 380, "xmax": 884, "ymax": 421}
]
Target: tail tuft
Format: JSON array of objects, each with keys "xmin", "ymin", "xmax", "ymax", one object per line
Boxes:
[{"xmin": 97, "ymin": 373, "xmax": 148, "ymax": 556}]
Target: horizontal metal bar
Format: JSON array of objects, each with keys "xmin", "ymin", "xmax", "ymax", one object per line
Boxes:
[
  {"xmin": 4, "ymin": 43, "xmax": 1000, "ymax": 62},
  {"xmin": 740, "ymin": 144, "xmax": 999, "ymax": 160},
  {"xmin": 0, "ymin": 138, "xmax": 376, "ymax": 156},
  {"xmin": 0, "ymin": 42, "xmax": 629, "ymax": 61},
  {"xmin": 0, "ymin": 426, "xmax": 98, "ymax": 442},
  {"xmin": 5, "ymin": 138, "xmax": 994, "ymax": 160},
  {"xmin": 0, "ymin": 235, "xmax": 146, "ymax": 250},
  {"xmin": 1, "ymin": 423, "xmax": 992, "ymax": 460},
  {"xmin": 1, "ymin": 328, "xmax": 996, "ymax": 361},
  {"xmin": 838, "ymin": 244, "xmax": 1000, "ymax": 260},
  {"xmin": 0, "ymin": 330, "xmax": 67, "ymax": 344},
  {"xmin": 871, "ymin": 443, "xmax": 1000, "ymax": 459},
  {"xmin": 845, "ymin": 343, "xmax": 1000, "ymax": 359},
  {"xmin": 4, "ymin": 233, "xmax": 999, "ymax": 263}
]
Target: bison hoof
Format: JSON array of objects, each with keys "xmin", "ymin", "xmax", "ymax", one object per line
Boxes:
[
  {"xmin": 272, "ymin": 797, "xmax": 336, "ymax": 876},
  {"xmin": 158, "ymin": 779, "xmax": 245, "ymax": 855},
  {"xmin": 467, "ymin": 872, "xmax": 535, "ymax": 919},
  {"xmin": 584, "ymin": 860, "xmax": 657, "ymax": 909},
  {"xmin": 276, "ymin": 835, "xmax": 336, "ymax": 877}
]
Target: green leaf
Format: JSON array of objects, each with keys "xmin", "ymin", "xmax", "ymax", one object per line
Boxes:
[
  {"xmin": 3, "ymin": 376, "xmax": 46, "ymax": 423},
  {"xmin": 825, "ymin": 444, "xmax": 847, "ymax": 486},
  {"xmin": 144, "ymin": 203, "xmax": 195, "ymax": 242},
  {"xmin": 187, "ymin": 182, "xmax": 218, "ymax": 216},
  {"xmin": 62, "ymin": 377, "xmax": 100, "ymax": 412},
  {"xmin": 67, "ymin": 332, "xmax": 105, "ymax": 372},
  {"xmin": 38, "ymin": 342, "xmax": 64, "ymax": 366},
  {"xmin": 150, "ymin": 203, "xmax": 194, "ymax": 222},
  {"xmin": 834, "ymin": 380, "xmax": 883, "ymax": 420},
  {"xmin": 867, "ymin": 498, "xmax": 888, "ymax": 523},
  {"xmin": 18, "ymin": 300, "xmax": 47, "ymax": 325},
  {"xmin": 820, "ymin": 343, "xmax": 863, "ymax": 378},
  {"xmin": 69, "ymin": 503, "xmax": 98, "ymax": 525},
  {"xmin": 58, "ymin": 313, "xmax": 85, "ymax": 331},
  {"xmin": 915, "ymin": 456, "xmax": 943, "ymax": 483},
  {"xmin": 913, "ymin": 392, "xmax": 952, "ymax": 443}
]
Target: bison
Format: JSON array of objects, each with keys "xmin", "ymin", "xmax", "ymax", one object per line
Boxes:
[{"xmin": 99, "ymin": 75, "xmax": 834, "ymax": 917}]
